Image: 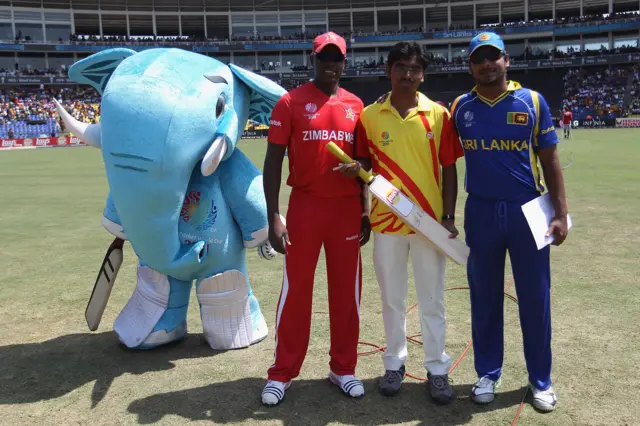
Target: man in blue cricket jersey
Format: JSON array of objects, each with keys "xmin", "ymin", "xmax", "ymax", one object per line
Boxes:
[{"xmin": 451, "ymin": 32, "xmax": 569, "ymax": 412}]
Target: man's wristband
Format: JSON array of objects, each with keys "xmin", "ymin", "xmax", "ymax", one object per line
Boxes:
[{"xmin": 442, "ymin": 214, "xmax": 455, "ymax": 220}]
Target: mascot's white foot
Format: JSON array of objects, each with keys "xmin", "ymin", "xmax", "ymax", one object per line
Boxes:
[
  {"xmin": 138, "ymin": 321, "xmax": 188, "ymax": 349},
  {"xmin": 197, "ymin": 270, "xmax": 268, "ymax": 350},
  {"xmin": 113, "ymin": 265, "xmax": 173, "ymax": 348}
]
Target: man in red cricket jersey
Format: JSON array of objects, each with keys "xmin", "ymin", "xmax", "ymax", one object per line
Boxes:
[
  {"xmin": 562, "ymin": 107, "xmax": 573, "ymax": 139},
  {"xmin": 260, "ymin": 31, "xmax": 371, "ymax": 405}
]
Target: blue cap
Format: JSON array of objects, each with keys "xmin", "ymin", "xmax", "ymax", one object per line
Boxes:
[{"xmin": 469, "ymin": 32, "xmax": 505, "ymax": 57}]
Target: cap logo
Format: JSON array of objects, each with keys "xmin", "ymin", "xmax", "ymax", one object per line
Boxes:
[
  {"xmin": 478, "ymin": 33, "xmax": 491, "ymax": 41},
  {"xmin": 326, "ymin": 32, "xmax": 337, "ymax": 41}
]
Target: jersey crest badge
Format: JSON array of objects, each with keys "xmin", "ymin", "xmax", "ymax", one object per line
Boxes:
[
  {"xmin": 507, "ymin": 112, "xmax": 529, "ymax": 126},
  {"xmin": 345, "ymin": 107, "xmax": 356, "ymax": 122}
]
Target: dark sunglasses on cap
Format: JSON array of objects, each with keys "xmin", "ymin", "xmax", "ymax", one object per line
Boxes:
[
  {"xmin": 470, "ymin": 48, "xmax": 504, "ymax": 65},
  {"xmin": 316, "ymin": 50, "xmax": 345, "ymax": 62}
]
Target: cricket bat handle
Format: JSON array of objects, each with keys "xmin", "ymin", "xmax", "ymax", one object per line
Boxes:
[{"xmin": 325, "ymin": 141, "xmax": 373, "ymax": 184}]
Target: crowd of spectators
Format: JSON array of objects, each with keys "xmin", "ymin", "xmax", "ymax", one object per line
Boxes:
[
  {"xmin": 3, "ymin": 10, "xmax": 640, "ymax": 138},
  {"xmin": 266, "ymin": 44, "xmax": 640, "ymax": 72},
  {"xmin": 3, "ymin": 10, "xmax": 639, "ymax": 76},
  {"xmin": 0, "ymin": 86, "xmax": 266, "ymax": 139},
  {"xmin": 626, "ymin": 65, "xmax": 640, "ymax": 114},
  {"xmin": 561, "ymin": 65, "xmax": 633, "ymax": 119},
  {"xmin": 0, "ymin": 87, "xmax": 99, "ymax": 139},
  {"xmin": 2, "ymin": 62, "xmax": 639, "ymax": 140}
]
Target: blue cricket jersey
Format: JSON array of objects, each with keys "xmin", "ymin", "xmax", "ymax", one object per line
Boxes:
[{"xmin": 451, "ymin": 81, "xmax": 558, "ymax": 202}]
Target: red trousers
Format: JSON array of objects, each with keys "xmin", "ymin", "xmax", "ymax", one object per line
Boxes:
[{"xmin": 268, "ymin": 189, "xmax": 363, "ymax": 382}]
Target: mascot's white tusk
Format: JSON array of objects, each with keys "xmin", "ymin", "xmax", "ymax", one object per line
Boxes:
[
  {"xmin": 201, "ymin": 135, "xmax": 228, "ymax": 176},
  {"xmin": 53, "ymin": 98, "xmax": 102, "ymax": 149}
]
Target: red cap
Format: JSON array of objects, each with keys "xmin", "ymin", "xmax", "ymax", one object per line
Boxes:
[{"xmin": 312, "ymin": 32, "xmax": 347, "ymax": 56}]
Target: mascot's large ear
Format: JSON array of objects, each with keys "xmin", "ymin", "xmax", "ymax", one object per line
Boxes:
[
  {"xmin": 229, "ymin": 64, "xmax": 287, "ymax": 125},
  {"xmin": 68, "ymin": 48, "xmax": 137, "ymax": 95}
]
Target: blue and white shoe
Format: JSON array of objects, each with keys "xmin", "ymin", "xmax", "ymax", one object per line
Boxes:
[
  {"xmin": 529, "ymin": 383, "xmax": 557, "ymax": 412},
  {"xmin": 471, "ymin": 376, "xmax": 501, "ymax": 404}
]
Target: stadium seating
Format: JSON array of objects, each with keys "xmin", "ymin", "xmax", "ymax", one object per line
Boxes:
[
  {"xmin": 0, "ymin": 86, "xmax": 270, "ymax": 139},
  {"xmin": 2, "ymin": 62, "xmax": 638, "ymax": 138},
  {"xmin": 562, "ymin": 65, "xmax": 633, "ymax": 119},
  {"xmin": 2, "ymin": 6, "xmax": 640, "ymax": 133},
  {"xmin": 0, "ymin": 88, "xmax": 100, "ymax": 139}
]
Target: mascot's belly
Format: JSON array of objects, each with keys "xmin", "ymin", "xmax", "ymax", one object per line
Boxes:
[{"xmin": 177, "ymin": 174, "xmax": 244, "ymax": 280}]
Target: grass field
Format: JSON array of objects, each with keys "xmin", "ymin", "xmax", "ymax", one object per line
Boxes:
[{"xmin": 0, "ymin": 129, "xmax": 639, "ymax": 426}]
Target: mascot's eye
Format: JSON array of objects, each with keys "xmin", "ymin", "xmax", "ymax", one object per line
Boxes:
[{"xmin": 216, "ymin": 95, "xmax": 226, "ymax": 118}]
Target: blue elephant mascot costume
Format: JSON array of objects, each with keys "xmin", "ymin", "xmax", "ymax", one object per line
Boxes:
[{"xmin": 55, "ymin": 47, "xmax": 287, "ymax": 351}]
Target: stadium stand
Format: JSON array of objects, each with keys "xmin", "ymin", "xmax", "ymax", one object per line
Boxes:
[
  {"xmin": 561, "ymin": 65, "xmax": 632, "ymax": 120},
  {"xmin": 0, "ymin": 87, "xmax": 98, "ymax": 138},
  {"xmin": 629, "ymin": 65, "xmax": 640, "ymax": 114},
  {"xmin": 1, "ymin": 1, "xmax": 640, "ymax": 137}
]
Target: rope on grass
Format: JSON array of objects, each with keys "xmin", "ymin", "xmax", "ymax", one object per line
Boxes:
[{"xmin": 356, "ymin": 279, "xmax": 530, "ymax": 424}]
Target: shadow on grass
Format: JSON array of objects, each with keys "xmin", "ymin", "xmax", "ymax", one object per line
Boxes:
[
  {"xmin": 128, "ymin": 378, "xmax": 527, "ymax": 425},
  {"xmin": 0, "ymin": 332, "xmax": 222, "ymax": 407}
]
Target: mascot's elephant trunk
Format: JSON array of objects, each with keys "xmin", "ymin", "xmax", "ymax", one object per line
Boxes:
[
  {"xmin": 55, "ymin": 96, "xmax": 209, "ymax": 281},
  {"xmin": 107, "ymin": 172, "xmax": 207, "ymax": 282},
  {"xmin": 95, "ymin": 72, "xmax": 234, "ymax": 281}
]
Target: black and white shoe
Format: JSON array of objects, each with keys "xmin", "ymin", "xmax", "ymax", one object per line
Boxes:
[
  {"xmin": 328, "ymin": 371, "xmax": 365, "ymax": 398},
  {"xmin": 261, "ymin": 380, "xmax": 291, "ymax": 406}
]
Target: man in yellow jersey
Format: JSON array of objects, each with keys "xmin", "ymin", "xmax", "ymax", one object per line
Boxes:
[{"xmin": 339, "ymin": 41, "xmax": 464, "ymax": 404}]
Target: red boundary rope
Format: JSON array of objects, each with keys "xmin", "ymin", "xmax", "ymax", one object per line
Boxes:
[{"xmin": 356, "ymin": 280, "xmax": 529, "ymax": 424}]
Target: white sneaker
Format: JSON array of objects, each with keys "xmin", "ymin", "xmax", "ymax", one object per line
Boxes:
[
  {"xmin": 261, "ymin": 380, "xmax": 291, "ymax": 406},
  {"xmin": 471, "ymin": 376, "xmax": 501, "ymax": 404},
  {"xmin": 328, "ymin": 371, "xmax": 365, "ymax": 398},
  {"xmin": 529, "ymin": 383, "xmax": 557, "ymax": 412}
]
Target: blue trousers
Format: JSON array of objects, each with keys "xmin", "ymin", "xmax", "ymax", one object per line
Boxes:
[{"xmin": 464, "ymin": 194, "xmax": 552, "ymax": 391}]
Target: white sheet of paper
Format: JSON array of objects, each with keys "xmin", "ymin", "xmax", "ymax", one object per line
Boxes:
[{"xmin": 521, "ymin": 193, "xmax": 572, "ymax": 250}]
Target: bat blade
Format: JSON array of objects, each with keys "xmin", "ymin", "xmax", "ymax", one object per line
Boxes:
[
  {"xmin": 324, "ymin": 141, "xmax": 469, "ymax": 265},
  {"xmin": 368, "ymin": 176, "xmax": 469, "ymax": 265},
  {"xmin": 85, "ymin": 238, "xmax": 124, "ymax": 331}
]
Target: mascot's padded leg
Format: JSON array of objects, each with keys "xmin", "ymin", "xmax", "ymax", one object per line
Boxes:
[
  {"xmin": 113, "ymin": 265, "xmax": 190, "ymax": 349},
  {"xmin": 197, "ymin": 270, "xmax": 268, "ymax": 350}
]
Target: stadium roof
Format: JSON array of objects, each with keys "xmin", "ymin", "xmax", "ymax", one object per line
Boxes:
[{"xmin": 15, "ymin": 0, "xmax": 620, "ymax": 12}]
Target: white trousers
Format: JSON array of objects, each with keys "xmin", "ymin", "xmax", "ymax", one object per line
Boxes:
[{"xmin": 373, "ymin": 231, "xmax": 451, "ymax": 375}]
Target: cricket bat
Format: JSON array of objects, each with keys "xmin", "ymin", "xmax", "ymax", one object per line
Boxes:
[
  {"xmin": 85, "ymin": 237, "xmax": 124, "ymax": 331},
  {"xmin": 326, "ymin": 141, "xmax": 470, "ymax": 265}
]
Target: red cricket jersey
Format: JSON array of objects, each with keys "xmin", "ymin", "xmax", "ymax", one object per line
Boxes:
[
  {"xmin": 563, "ymin": 111, "xmax": 573, "ymax": 124},
  {"xmin": 268, "ymin": 82, "xmax": 364, "ymax": 198}
]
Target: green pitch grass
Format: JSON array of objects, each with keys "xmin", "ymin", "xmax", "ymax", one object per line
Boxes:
[{"xmin": 0, "ymin": 129, "xmax": 638, "ymax": 425}]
